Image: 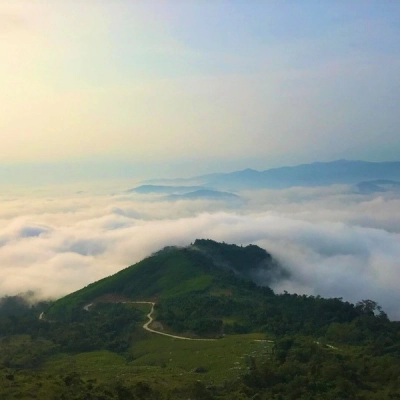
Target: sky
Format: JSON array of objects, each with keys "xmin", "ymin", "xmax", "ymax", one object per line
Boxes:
[{"xmin": 1, "ymin": 0, "xmax": 400, "ymax": 183}]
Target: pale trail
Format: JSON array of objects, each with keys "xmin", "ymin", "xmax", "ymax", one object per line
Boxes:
[
  {"xmin": 124, "ymin": 301, "xmax": 216, "ymax": 341},
  {"xmin": 40, "ymin": 302, "xmax": 276, "ymax": 344},
  {"xmin": 84, "ymin": 301, "xmax": 216, "ymax": 341}
]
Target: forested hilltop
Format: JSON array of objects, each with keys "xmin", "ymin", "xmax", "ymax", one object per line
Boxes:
[{"xmin": 1, "ymin": 240, "xmax": 400, "ymax": 399}]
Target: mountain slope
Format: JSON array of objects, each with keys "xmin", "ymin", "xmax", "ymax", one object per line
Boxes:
[
  {"xmin": 48, "ymin": 240, "xmax": 285, "ymax": 319},
  {"xmin": 47, "ymin": 239, "xmax": 394, "ymax": 342}
]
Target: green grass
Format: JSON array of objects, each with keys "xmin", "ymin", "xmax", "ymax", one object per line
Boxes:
[
  {"xmin": 40, "ymin": 326, "xmax": 273, "ymax": 387},
  {"xmin": 42, "ymin": 351, "xmax": 129, "ymax": 378},
  {"xmin": 48, "ymin": 241, "xmax": 278, "ymax": 318},
  {"xmin": 41, "ymin": 301, "xmax": 274, "ymax": 386},
  {"xmin": 128, "ymin": 302, "xmax": 151, "ymax": 313},
  {"xmin": 48, "ymin": 248, "xmax": 216, "ymax": 317},
  {"xmin": 129, "ymin": 333, "xmax": 273, "ymax": 383},
  {"xmin": 161, "ymin": 275, "xmax": 214, "ymax": 299}
]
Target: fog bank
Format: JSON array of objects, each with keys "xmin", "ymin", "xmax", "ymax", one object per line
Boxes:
[{"xmin": 1, "ymin": 185, "xmax": 399, "ymax": 318}]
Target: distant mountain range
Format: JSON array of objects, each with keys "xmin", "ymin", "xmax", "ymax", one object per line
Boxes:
[
  {"xmin": 127, "ymin": 185, "xmax": 240, "ymax": 201},
  {"xmin": 140, "ymin": 160, "xmax": 400, "ymax": 191},
  {"xmin": 166, "ymin": 189, "xmax": 240, "ymax": 201}
]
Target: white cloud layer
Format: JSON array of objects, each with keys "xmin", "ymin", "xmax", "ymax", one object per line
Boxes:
[{"xmin": 0, "ymin": 185, "xmax": 400, "ymax": 319}]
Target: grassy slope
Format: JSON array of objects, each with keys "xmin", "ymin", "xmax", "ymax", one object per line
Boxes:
[
  {"xmin": 48, "ymin": 247, "xmax": 217, "ymax": 317},
  {"xmin": 41, "ymin": 335, "xmax": 273, "ymax": 386},
  {"xmin": 48, "ymin": 241, "xmax": 279, "ymax": 319},
  {"xmin": 41, "ymin": 304, "xmax": 273, "ymax": 386}
]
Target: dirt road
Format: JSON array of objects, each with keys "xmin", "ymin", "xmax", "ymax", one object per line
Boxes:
[
  {"xmin": 82, "ymin": 300, "xmax": 216, "ymax": 341},
  {"xmin": 126, "ymin": 301, "xmax": 216, "ymax": 341}
]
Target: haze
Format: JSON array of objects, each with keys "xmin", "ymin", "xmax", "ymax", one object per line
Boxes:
[{"xmin": 1, "ymin": 1, "xmax": 400, "ymax": 182}]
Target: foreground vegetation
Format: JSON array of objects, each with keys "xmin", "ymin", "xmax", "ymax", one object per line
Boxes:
[{"xmin": 1, "ymin": 240, "xmax": 400, "ymax": 399}]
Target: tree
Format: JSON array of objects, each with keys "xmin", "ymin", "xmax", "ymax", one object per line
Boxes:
[{"xmin": 356, "ymin": 299, "xmax": 379, "ymax": 316}]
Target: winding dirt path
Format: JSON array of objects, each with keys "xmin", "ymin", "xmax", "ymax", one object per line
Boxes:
[
  {"xmin": 41, "ymin": 301, "xmax": 276, "ymax": 344},
  {"xmin": 127, "ymin": 301, "xmax": 216, "ymax": 341},
  {"xmin": 82, "ymin": 300, "xmax": 216, "ymax": 341},
  {"xmin": 83, "ymin": 303, "xmax": 93, "ymax": 311}
]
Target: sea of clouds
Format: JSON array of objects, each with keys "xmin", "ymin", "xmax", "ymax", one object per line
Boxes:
[{"xmin": 1, "ymin": 183, "xmax": 400, "ymax": 318}]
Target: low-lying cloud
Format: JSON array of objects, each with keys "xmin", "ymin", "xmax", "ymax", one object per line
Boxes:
[{"xmin": 1, "ymin": 185, "xmax": 400, "ymax": 318}]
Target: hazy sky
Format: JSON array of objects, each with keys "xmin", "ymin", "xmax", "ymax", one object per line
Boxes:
[{"xmin": 1, "ymin": 1, "xmax": 400, "ymax": 182}]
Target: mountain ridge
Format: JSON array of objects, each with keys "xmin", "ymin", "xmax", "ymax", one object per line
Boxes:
[
  {"xmin": 141, "ymin": 160, "xmax": 400, "ymax": 190},
  {"xmin": 46, "ymin": 238, "xmax": 394, "ymax": 344},
  {"xmin": 166, "ymin": 189, "xmax": 240, "ymax": 201},
  {"xmin": 48, "ymin": 239, "xmax": 286, "ymax": 321}
]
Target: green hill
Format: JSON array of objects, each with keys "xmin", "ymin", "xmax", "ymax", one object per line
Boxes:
[
  {"xmin": 48, "ymin": 239, "xmax": 285, "ymax": 323},
  {"xmin": 47, "ymin": 239, "xmax": 377, "ymax": 341},
  {"xmin": 2, "ymin": 240, "xmax": 400, "ymax": 399}
]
